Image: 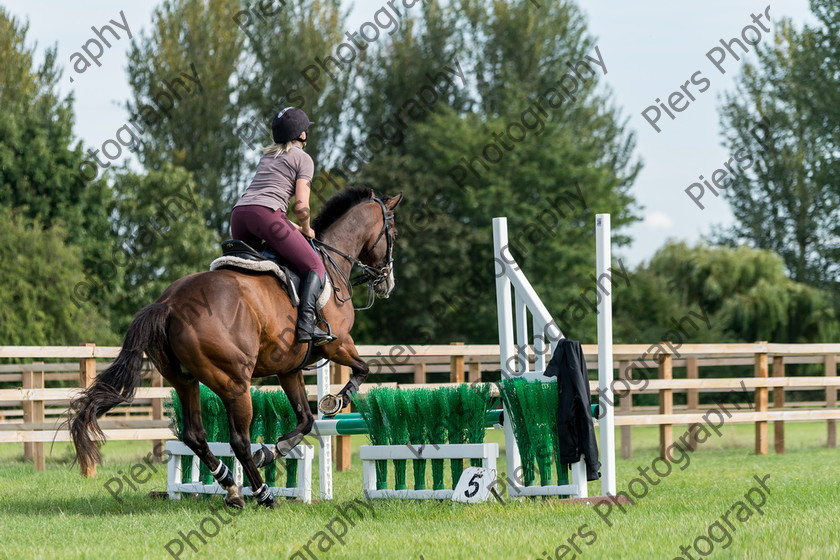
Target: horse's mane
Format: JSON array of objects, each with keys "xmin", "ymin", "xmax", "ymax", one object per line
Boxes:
[{"xmin": 312, "ymin": 187, "xmax": 373, "ymax": 240}]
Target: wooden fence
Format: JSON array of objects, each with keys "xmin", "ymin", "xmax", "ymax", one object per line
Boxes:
[{"xmin": 1, "ymin": 342, "xmax": 838, "ymax": 472}]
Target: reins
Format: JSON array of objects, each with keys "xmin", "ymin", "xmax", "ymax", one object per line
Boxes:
[
  {"xmin": 293, "ymin": 196, "xmax": 395, "ymax": 373},
  {"xmin": 311, "ymin": 197, "xmax": 394, "ymax": 312}
]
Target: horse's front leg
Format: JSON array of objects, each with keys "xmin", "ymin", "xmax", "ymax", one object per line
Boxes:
[{"xmin": 318, "ymin": 339, "xmax": 370, "ymax": 416}]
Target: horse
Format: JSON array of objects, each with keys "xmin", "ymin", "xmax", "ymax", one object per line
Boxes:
[{"xmin": 69, "ymin": 187, "xmax": 402, "ymax": 508}]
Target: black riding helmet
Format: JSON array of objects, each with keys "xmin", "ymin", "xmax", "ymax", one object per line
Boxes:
[{"xmin": 272, "ymin": 107, "xmax": 314, "ymax": 143}]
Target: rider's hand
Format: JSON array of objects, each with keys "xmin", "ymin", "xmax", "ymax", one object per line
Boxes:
[{"xmin": 301, "ymin": 226, "xmax": 316, "ymax": 239}]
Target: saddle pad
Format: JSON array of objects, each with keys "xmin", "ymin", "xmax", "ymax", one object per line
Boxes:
[{"xmin": 209, "ymin": 256, "xmax": 331, "ymax": 309}]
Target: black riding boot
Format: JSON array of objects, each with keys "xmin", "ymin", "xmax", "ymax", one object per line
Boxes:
[{"xmin": 296, "ymin": 271, "xmax": 336, "ymax": 345}]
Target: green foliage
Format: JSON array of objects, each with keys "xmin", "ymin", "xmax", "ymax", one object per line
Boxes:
[
  {"xmin": 497, "ymin": 379, "xmax": 536, "ymax": 486},
  {"xmin": 614, "ymin": 243, "xmax": 839, "ymax": 344},
  {"xmin": 355, "ymin": 385, "xmax": 493, "ymax": 490},
  {"xmin": 427, "ymin": 387, "xmax": 450, "ymax": 490},
  {"xmin": 715, "ymin": 6, "xmax": 840, "ymax": 297},
  {"xmin": 0, "ymin": 208, "xmax": 116, "ymax": 345},
  {"xmin": 164, "ymin": 386, "xmax": 299, "ymax": 485},
  {"xmin": 497, "ymin": 378, "xmax": 570, "ymax": 488},
  {"xmin": 106, "ymin": 164, "xmax": 220, "ymax": 332},
  {"xmin": 0, "ymin": 8, "xmax": 117, "ymax": 345},
  {"xmin": 344, "ymin": 0, "xmax": 641, "ymax": 344},
  {"xmin": 404, "ymin": 390, "xmax": 429, "ymax": 489},
  {"xmin": 0, "ymin": 7, "xmax": 110, "ymax": 245},
  {"xmin": 125, "ymin": 0, "xmax": 245, "ymax": 236},
  {"xmin": 238, "ymin": 0, "xmax": 350, "ymax": 171},
  {"xmin": 390, "ymin": 391, "xmax": 412, "ymax": 490},
  {"xmin": 2, "ymin": 1, "xmax": 647, "ymax": 347}
]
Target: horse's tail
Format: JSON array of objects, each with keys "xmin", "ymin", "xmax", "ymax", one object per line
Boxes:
[{"xmin": 69, "ymin": 303, "xmax": 170, "ymax": 476}]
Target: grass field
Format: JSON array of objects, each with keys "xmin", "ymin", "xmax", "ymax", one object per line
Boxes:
[{"xmin": 1, "ymin": 422, "xmax": 839, "ymax": 560}]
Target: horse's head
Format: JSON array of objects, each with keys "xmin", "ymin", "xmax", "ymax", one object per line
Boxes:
[
  {"xmin": 313, "ymin": 188, "xmax": 403, "ymax": 302},
  {"xmin": 357, "ymin": 192, "xmax": 402, "ymax": 299}
]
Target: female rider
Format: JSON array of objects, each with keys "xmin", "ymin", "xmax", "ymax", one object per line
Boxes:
[{"xmin": 230, "ymin": 107, "xmax": 334, "ymax": 346}]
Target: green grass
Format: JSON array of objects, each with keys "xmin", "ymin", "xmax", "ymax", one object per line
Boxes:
[{"xmin": 1, "ymin": 422, "xmax": 838, "ymax": 559}]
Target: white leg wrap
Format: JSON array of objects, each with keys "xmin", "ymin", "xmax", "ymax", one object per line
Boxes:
[{"xmin": 254, "ymin": 483, "xmax": 273, "ymax": 504}]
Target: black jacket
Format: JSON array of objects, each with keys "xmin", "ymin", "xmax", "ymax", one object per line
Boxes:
[{"xmin": 544, "ymin": 339, "xmax": 601, "ymax": 481}]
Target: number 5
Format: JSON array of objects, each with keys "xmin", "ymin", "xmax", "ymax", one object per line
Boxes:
[{"xmin": 465, "ymin": 472, "xmax": 482, "ymax": 498}]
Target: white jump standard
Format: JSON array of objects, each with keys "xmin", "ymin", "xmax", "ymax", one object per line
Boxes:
[
  {"xmin": 166, "ymin": 441, "xmax": 314, "ymax": 503},
  {"xmin": 493, "ymin": 213, "xmax": 617, "ymax": 500}
]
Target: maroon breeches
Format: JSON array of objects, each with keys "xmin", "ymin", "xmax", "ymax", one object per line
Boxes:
[{"xmin": 230, "ymin": 205, "xmax": 326, "ymax": 277}]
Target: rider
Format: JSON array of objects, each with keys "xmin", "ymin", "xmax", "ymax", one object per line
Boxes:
[{"xmin": 230, "ymin": 107, "xmax": 335, "ymax": 346}]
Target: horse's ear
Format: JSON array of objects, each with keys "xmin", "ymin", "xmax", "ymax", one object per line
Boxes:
[{"xmin": 384, "ymin": 192, "xmax": 403, "ymax": 210}]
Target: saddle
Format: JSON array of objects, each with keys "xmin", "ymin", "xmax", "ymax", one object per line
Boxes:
[{"xmin": 209, "ymin": 240, "xmax": 331, "ymax": 309}]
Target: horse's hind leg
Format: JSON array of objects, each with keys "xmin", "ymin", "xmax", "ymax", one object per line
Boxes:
[
  {"xmin": 171, "ymin": 377, "xmax": 245, "ymax": 509},
  {"xmin": 275, "ymin": 371, "xmax": 314, "ymax": 457},
  {"xmin": 220, "ymin": 380, "xmax": 276, "ymax": 508}
]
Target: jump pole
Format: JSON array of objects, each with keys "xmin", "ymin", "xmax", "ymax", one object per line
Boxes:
[
  {"xmin": 316, "ymin": 361, "xmax": 333, "ymax": 500},
  {"xmin": 595, "ymin": 213, "xmax": 617, "ymax": 496},
  {"xmin": 493, "ymin": 217, "xmax": 521, "ymax": 494}
]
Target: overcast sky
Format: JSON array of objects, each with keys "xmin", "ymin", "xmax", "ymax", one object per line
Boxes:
[{"xmin": 3, "ymin": 1, "xmax": 815, "ymax": 266}]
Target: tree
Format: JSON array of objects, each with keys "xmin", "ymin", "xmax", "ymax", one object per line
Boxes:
[
  {"xmin": 618, "ymin": 242, "xmax": 839, "ymax": 343},
  {"xmin": 338, "ymin": 0, "xmax": 641, "ymax": 344},
  {"xmin": 237, "ymin": 0, "xmax": 351, "ymax": 171},
  {"xmin": 106, "ymin": 164, "xmax": 220, "ymax": 332},
  {"xmin": 0, "ymin": 7, "xmax": 111, "ymax": 254},
  {"xmin": 715, "ymin": 6, "xmax": 840, "ymax": 292},
  {"xmin": 125, "ymin": 0, "xmax": 244, "ymax": 236},
  {"xmin": 0, "ymin": 208, "xmax": 116, "ymax": 346}
]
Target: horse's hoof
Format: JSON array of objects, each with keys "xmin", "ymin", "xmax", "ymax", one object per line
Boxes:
[
  {"xmin": 252, "ymin": 444, "xmax": 275, "ymax": 468},
  {"xmin": 275, "ymin": 439, "xmax": 295, "ymax": 457},
  {"xmin": 258, "ymin": 499, "xmax": 278, "ymax": 509},
  {"xmin": 224, "ymin": 494, "xmax": 245, "ymax": 510},
  {"xmin": 319, "ymin": 394, "xmax": 342, "ymax": 417}
]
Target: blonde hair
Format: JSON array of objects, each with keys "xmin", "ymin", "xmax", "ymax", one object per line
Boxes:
[{"xmin": 262, "ymin": 141, "xmax": 296, "ymax": 158}]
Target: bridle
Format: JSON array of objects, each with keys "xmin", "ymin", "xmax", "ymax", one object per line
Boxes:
[{"xmin": 312, "ymin": 197, "xmax": 395, "ymax": 311}]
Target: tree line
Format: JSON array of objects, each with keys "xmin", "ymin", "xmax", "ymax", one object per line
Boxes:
[{"xmin": 0, "ymin": 0, "xmax": 837, "ymax": 347}]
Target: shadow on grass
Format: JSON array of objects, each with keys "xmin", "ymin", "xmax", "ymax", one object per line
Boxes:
[{"xmin": 0, "ymin": 491, "xmax": 323, "ymax": 517}]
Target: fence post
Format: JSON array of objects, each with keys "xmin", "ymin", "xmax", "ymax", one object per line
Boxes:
[
  {"xmin": 826, "ymin": 354, "xmax": 837, "ymax": 449},
  {"xmin": 658, "ymin": 349, "xmax": 673, "ymax": 459},
  {"xmin": 754, "ymin": 346, "xmax": 769, "ymax": 456},
  {"xmin": 332, "ymin": 363, "xmax": 352, "ymax": 472},
  {"xmin": 23, "ymin": 365, "xmax": 34, "ymax": 463},
  {"xmin": 23, "ymin": 362, "xmax": 45, "ymax": 471},
  {"xmin": 686, "ymin": 356, "xmax": 700, "ymax": 450},
  {"xmin": 618, "ymin": 360, "xmax": 632, "ymax": 459},
  {"xmin": 151, "ymin": 367, "xmax": 164, "ymax": 462},
  {"xmin": 773, "ymin": 356, "xmax": 785, "ymax": 454},
  {"xmin": 450, "ymin": 342, "xmax": 465, "ymax": 384},
  {"xmin": 468, "ymin": 361, "xmax": 481, "ymax": 384},
  {"xmin": 79, "ymin": 343, "xmax": 97, "ymax": 477},
  {"xmin": 413, "ymin": 362, "xmax": 427, "ymax": 385}
]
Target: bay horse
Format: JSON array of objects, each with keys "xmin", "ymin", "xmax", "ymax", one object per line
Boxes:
[{"xmin": 69, "ymin": 187, "xmax": 402, "ymax": 508}]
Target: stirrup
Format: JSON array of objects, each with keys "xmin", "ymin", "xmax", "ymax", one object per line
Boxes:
[
  {"xmin": 299, "ymin": 318, "xmax": 336, "ymax": 346},
  {"xmin": 312, "ymin": 325, "xmax": 336, "ymax": 346}
]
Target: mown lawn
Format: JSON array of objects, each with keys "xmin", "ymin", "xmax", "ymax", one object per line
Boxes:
[{"xmin": 1, "ymin": 422, "xmax": 838, "ymax": 559}]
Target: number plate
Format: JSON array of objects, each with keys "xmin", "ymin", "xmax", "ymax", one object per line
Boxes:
[{"xmin": 451, "ymin": 467, "xmax": 496, "ymax": 503}]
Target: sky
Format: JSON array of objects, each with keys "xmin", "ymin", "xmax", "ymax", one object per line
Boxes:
[{"xmin": 3, "ymin": 0, "xmax": 816, "ymax": 266}]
